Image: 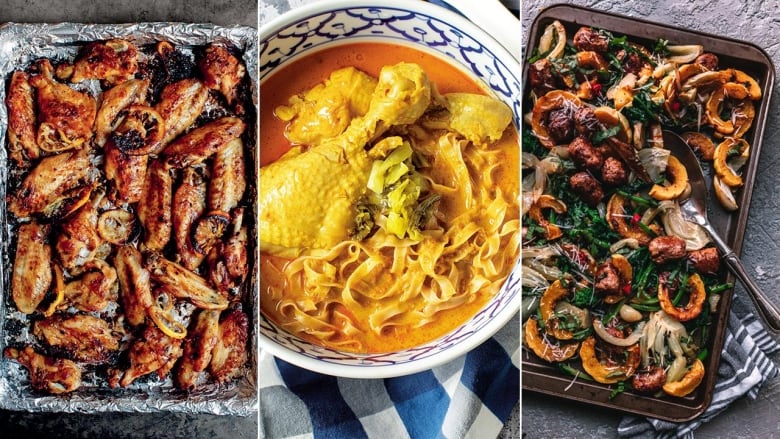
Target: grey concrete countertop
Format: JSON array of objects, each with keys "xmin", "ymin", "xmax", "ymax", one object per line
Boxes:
[
  {"xmin": 522, "ymin": 1, "xmax": 780, "ymax": 438},
  {"xmin": 0, "ymin": 1, "xmax": 257, "ymax": 438}
]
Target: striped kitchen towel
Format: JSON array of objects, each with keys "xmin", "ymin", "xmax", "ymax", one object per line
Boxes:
[
  {"xmin": 617, "ymin": 292, "xmax": 780, "ymax": 438},
  {"xmin": 258, "ymin": 316, "xmax": 519, "ymax": 439}
]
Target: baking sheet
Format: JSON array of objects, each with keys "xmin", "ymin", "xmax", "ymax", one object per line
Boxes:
[
  {"xmin": 0, "ymin": 22, "xmax": 259, "ymax": 415},
  {"xmin": 521, "ymin": 4, "xmax": 775, "ymax": 421}
]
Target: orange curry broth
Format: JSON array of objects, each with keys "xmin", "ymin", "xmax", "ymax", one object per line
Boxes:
[{"xmin": 260, "ymin": 42, "xmax": 519, "ymax": 353}]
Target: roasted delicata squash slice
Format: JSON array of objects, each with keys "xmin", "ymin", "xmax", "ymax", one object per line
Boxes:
[
  {"xmin": 658, "ymin": 272, "xmax": 707, "ymax": 322},
  {"xmin": 662, "ymin": 358, "xmax": 705, "ymax": 397},
  {"xmin": 713, "ymin": 137, "xmax": 749, "ymax": 188},
  {"xmin": 524, "ymin": 317, "xmax": 579, "ymax": 363},
  {"xmin": 527, "ymin": 194, "xmax": 567, "ymax": 241},
  {"xmin": 649, "ymin": 155, "xmax": 688, "ymax": 200},
  {"xmin": 579, "ymin": 336, "xmax": 640, "ymax": 384},
  {"xmin": 606, "ymin": 193, "xmax": 659, "ymax": 246}
]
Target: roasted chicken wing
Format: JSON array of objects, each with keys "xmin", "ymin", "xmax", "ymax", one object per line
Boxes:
[
  {"xmin": 109, "ymin": 325, "xmax": 184, "ymax": 388},
  {"xmin": 6, "ymin": 70, "xmax": 40, "ymax": 166},
  {"xmin": 30, "ymin": 59, "xmax": 96, "ymax": 153},
  {"xmin": 62, "ymin": 259, "xmax": 118, "ymax": 313},
  {"xmin": 198, "ymin": 44, "xmax": 246, "ymax": 106},
  {"xmin": 163, "ymin": 116, "xmax": 246, "ymax": 169},
  {"xmin": 155, "ymin": 78, "xmax": 209, "ymax": 146},
  {"xmin": 137, "ymin": 160, "xmax": 173, "ymax": 251},
  {"xmin": 104, "ymin": 140, "xmax": 148, "ymax": 204},
  {"xmin": 115, "ymin": 245, "xmax": 154, "ymax": 327},
  {"xmin": 173, "ymin": 166, "xmax": 207, "ymax": 270},
  {"xmin": 208, "ymin": 137, "xmax": 246, "ymax": 213},
  {"xmin": 94, "ymin": 78, "xmax": 150, "ymax": 147},
  {"xmin": 208, "ymin": 208, "xmax": 248, "ymax": 297},
  {"xmin": 145, "ymin": 252, "xmax": 228, "ymax": 310},
  {"xmin": 209, "ymin": 308, "xmax": 248, "ymax": 384},
  {"xmin": 7, "ymin": 149, "xmax": 90, "ymax": 218},
  {"xmin": 68, "ymin": 39, "xmax": 139, "ymax": 86},
  {"xmin": 4, "ymin": 346, "xmax": 82, "ymax": 394},
  {"xmin": 174, "ymin": 309, "xmax": 220, "ymax": 390},
  {"xmin": 34, "ymin": 314, "xmax": 119, "ymax": 364},
  {"xmin": 55, "ymin": 193, "xmax": 103, "ymax": 271},
  {"xmin": 11, "ymin": 222, "xmax": 53, "ymax": 314}
]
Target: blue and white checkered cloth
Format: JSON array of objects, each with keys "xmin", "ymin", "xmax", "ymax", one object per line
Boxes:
[
  {"xmin": 617, "ymin": 291, "xmax": 780, "ymax": 438},
  {"xmin": 258, "ymin": 317, "xmax": 519, "ymax": 439}
]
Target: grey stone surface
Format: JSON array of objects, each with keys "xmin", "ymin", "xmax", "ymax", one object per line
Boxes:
[
  {"xmin": 522, "ymin": 0, "xmax": 780, "ymax": 438},
  {"xmin": 0, "ymin": 1, "xmax": 257, "ymax": 438}
]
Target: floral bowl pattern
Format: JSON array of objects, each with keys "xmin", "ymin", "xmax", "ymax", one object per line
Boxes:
[{"xmin": 258, "ymin": 0, "xmax": 521, "ymax": 378}]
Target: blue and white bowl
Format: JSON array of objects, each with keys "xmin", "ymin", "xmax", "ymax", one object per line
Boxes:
[{"xmin": 258, "ymin": 0, "xmax": 521, "ymax": 378}]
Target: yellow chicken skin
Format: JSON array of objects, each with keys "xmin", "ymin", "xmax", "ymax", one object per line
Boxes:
[
  {"xmin": 259, "ymin": 62, "xmax": 432, "ymax": 254},
  {"xmin": 275, "ymin": 66, "xmax": 377, "ymax": 145}
]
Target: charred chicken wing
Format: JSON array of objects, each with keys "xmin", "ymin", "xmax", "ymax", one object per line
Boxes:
[
  {"xmin": 175, "ymin": 309, "xmax": 220, "ymax": 390},
  {"xmin": 198, "ymin": 44, "xmax": 246, "ymax": 106},
  {"xmin": 6, "ymin": 70, "xmax": 40, "ymax": 166},
  {"xmin": 137, "ymin": 160, "xmax": 173, "ymax": 252},
  {"xmin": 173, "ymin": 166, "xmax": 208, "ymax": 270},
  {"xmin": 145, "ymin": 252, "xmax": 228, "ymax": 310},
  {"xmin": 30, "ymin": 60, "xmax": 97, "ymax": 153},
  {"xmin": 4, "ymin": 346, "xmax": 82, "ymax": 394},
  {"xmin": 68, "ymin": 39, "xmax": 139, "ymax": 86},
  {"xmin": 34, "ymin": 314, "xmax": 119, "ymax": 364},
  {"xmin": 7, "ymin": 149, "xmax": 90, "ymax": 218},
  {"xmin": 94, "ymin": 78, "xmax": 150, "ymax": 147},
  {"xmin": 109, "ymin": 325, "xmax": 184, "ymax": 388},
  {"xmin": 11, "ymin": 222, "xmax": 53, "ymax": 314},
  {"xmin": 209, "ymin": 308, "xmax": 248, "ymax": 384},
  {"xmin": 163, "ymin": 116, "xmax": 246, "ymax": 169},
  {"xmin": 155, "ymin": 78, "xmax": 209, "ymax": 146},
  {"xmin": 114, "ymin": 245, "xmax": 155, "ymax": 327}
]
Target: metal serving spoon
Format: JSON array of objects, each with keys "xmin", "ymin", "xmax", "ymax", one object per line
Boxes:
[{"xmin": 663, "ymin": 130, "xmax": 780, "ymax": 333}]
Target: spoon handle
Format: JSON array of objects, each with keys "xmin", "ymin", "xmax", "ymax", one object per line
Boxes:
[{"xmin": 706, "ymin": 224, "xmax": 780, "ymax": 333}]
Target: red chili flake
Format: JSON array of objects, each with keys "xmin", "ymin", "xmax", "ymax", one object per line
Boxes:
[
  {"xmin": 670, "ymin": 100, "xmax": 681, "ymax": 112},
  {"xmin": 622, "ymin": 284, "xmax": 632, "ymax": 295},
  {"xmin": 591, "ymin": 82, "xmax": 602, "ymax": 94},
  {"xmin": 631, "ymin": 213, "xmax": 641, "ymax": 226}
]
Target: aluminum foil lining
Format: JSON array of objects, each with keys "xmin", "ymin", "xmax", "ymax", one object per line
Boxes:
[{"xmin": 0, "ymin": 22, "xmax": 258, "ymax": 416}]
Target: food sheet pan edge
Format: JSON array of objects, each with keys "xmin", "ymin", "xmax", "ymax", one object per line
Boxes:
[{"xmin": 0, "ymin": 22, "xmax": 259, "ymax": 416}]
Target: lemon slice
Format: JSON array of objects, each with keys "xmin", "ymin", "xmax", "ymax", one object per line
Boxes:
[
  {"xmin": 42, "ymin": 265, "xmax": 66, "ymax": 317},
  {"xmin": 149, "ymin": 303, "xmax": 187, "ymax": 339}
]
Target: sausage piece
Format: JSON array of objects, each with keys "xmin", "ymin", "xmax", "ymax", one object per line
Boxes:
[
  {"xmin": 573, "ymin": 27, "xmax": 609, "ymax": 52},
  {"xmin": 528, "ymin": 58, "xmax": 557, "ymax": 96},
  {"xmin": 695, "ymin": 53, "xmax": 719, "ymax": 71},
  {"xmin": 573, "ymin": 106, "xmax": 600, "ymax": 139},
  {"xmin": 632, "ymin": 367, "xmax": 666, "ymax": 394},
  {"xmin": 688, "ymin": 247, "xmax": 720, "ymax": 274},
  {"xmin": 601, "ymin": 156, "xmax": 628, "ymax": 186},
  {"xmin": 568, "ymin": 136, "xmax": 603, "ymax": 170},
  {"xmin": 547, "ymin": 108, "xmax": 575, "ymax": 144},
  {"xmin": 648, "ymin": 235, "xmax": 687, "ymax": 264},
  {"xmin": 594, "ymin": 262, "xmax": 621, "ymax": 296},
  {"xmin": 569, "ymin": 171, "xmax": 604, "ymax": 207}
]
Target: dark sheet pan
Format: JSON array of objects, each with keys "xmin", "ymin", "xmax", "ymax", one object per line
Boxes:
[{"xmin": 522, "ymin": 3, "xmax": 775, "ymax": 421}]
